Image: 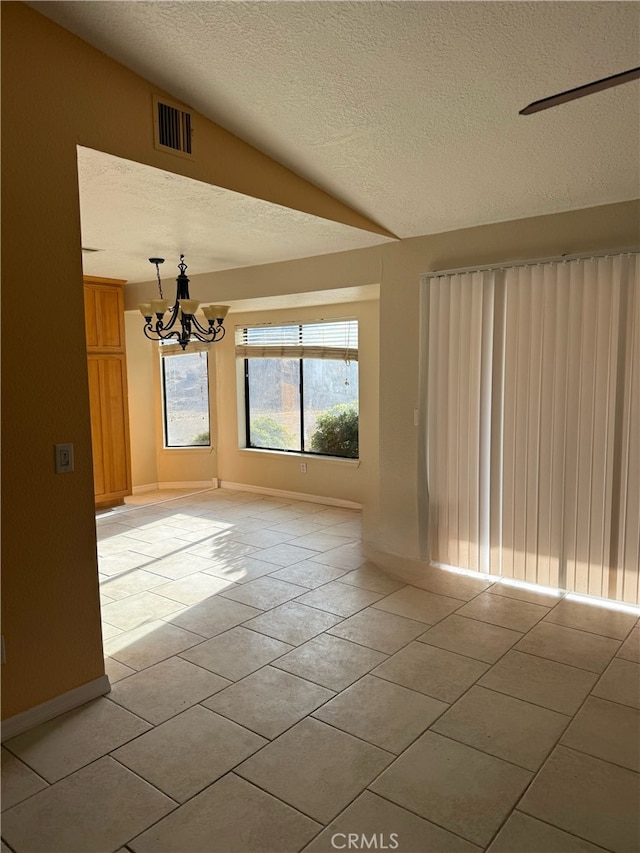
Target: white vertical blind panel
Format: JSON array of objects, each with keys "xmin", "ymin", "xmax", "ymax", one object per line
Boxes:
[
  {"xmin": 502, "ymin": 265, "xmax": 545, "ymax": 583},
  {"xmin": 427, "ymin": 271, "xmax": 491, "ymax": 571},
  {"xmin": 542, "ymin": 264, "xmax": 563, "ymax": 588},
  {"xmin": 561, "ymin": 264, "xmax": 583, "ymax": 592},
  {"xmin": 526, "ymin": 267, "xmax": 544, "ymax": 586},
  {"xmin": 489, "ymin": 276, "xmax": 506, "ymax": 576},
  {"xmin": 448, "ymin": 275, "xmax": 461, "ymax": 567},
  {"xmin": 501, "ymin": 269, "xmax": 519, "ymax": 578},
  {"xmin": 588, "ymin": 259, "xmax": 618, "ymax": 597},
  {"xmin": 616, "ymin": 255, "xmax": 640, "ymax": 603},
  {"xmin": 536, "ymin": 264, "xmax": 559, "ymax": 588},
  {"xmin": 427, "ymin": 279, "xmax": 442, "ymax": 562},
  {"xmin": 458, "ymin": 277, "xmax": 471, "ymax": 569},
  {"xmin": 435, "ymin": 278, "xmax": 451, "ymax": 564},
  {"xmin": 468, "ymin": 275, "xmax": 484, "ymax": 571},
  {"xmin": 573, "ymin": 259, "xmax": 599, "ymax": 595},
  {"xmin": 431, "ymin": 278, "xmax": 447, "ymax": 563}
]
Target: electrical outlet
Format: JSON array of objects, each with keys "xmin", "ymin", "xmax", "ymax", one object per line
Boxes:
[
  {"xmin": 300, "ymin": 462, "xmax": 307, "ymax": 474},
  {"xmin": 55, "ymin": 443, "xmax": 74, "ymax": 473}
]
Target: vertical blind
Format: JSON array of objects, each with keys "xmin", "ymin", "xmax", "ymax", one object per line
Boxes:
[{"xmin": 420, "ymin": 253, "xmax": 639, "ymax": 604}]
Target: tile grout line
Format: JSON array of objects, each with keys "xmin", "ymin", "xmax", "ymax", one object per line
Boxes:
[
  {"xmin": 503, "ymin": 809, "xmax": 617, "ymax": 852},
  {"xmin": 359, "ymin": 786, "xmax": 486, "ymax": 851},
  {"xmin": 558, "ymin": 740, "xmax": 640, "ymax": 775},
  {"xmin": 479, "ymin": 653, "xmax": 636, "ymax": 851}
]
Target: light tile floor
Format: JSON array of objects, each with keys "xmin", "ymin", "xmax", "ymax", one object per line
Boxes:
[{"xmin": 2, "ymin": 487, "xmax": 639, "ymax": 853}]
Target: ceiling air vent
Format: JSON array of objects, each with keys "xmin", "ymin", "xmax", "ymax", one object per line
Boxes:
[{"xmin": 153, "ymin": 95, "xmax": 193, "ymax": 158}]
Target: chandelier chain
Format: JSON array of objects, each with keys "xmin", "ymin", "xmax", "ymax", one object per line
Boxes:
[{"xmin": 155, "ymin": 262, "xmax": 164, "ymax": 299}]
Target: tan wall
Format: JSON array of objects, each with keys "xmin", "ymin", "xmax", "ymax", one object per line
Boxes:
[
  {"xmin": 124, "ymin": 314, "xmax": 158, "ymax": 488},
  {"xmin": 1, "ymin": 18, "xmax": 103, "ymax": 718},
  {"xmin": 0, "ymin": 2, "xmax": 383, "ymax": 720}
]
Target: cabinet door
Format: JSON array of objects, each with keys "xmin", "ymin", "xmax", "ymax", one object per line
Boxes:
[
  {"xmin": 87, "ymin": 356, "xmax": 106, "ymax": 499},
  {"xmin": 96, "ymin": 287, "xmax": 125, "ymax": 350},
  {"xmin": 83, "ymin": 279, "xmax": 126, "ymax": 352},
  {"xmin": 100, "ymin": 355, "xmax": 132, "ymax": 497},
  {"xmin": 100, "ymin": 356, "xmax": 131, "ymax": 494},
  {"xmin": 84, "ymin": 287, "xmax": 99, "ymax": 350},
  {"xmin": 87, "ymin": 354, "xmax": 132, "ymax": 504}
]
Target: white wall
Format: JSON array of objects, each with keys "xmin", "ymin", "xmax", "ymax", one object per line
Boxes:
[{"xmin": 124, "ymin": 313, "xmax": 157, "ymax": 488}]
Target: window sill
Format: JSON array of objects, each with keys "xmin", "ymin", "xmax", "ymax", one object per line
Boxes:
[
  {"xmin": 161, "ymin": 446, "xmax": 213, "ymax": 452},
  {"xmin": 238, "ymin": 448, "xmax": 360, "ymax": 467}
]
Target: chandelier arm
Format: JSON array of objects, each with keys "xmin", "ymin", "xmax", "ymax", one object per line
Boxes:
[
  {"xmin": 142, "ymin": 323, "xmax": 157, "ymax": 342},
  {"xmin": 161, "ymin": 304, "xmax": 180, "ymax": 332},
  {"xmin": 190, "ymin": 324, "xmax": 226, "ymax": 344},
  {"xmin": 142, "ymin": 325, "xmax": 183, "ymax": 344},
  {"xmin": 189, "ymin": 315, "xmax": 214, "ymax": 335},
  {"xmin": 190, "ymin": 328, "xmax": 219, "ymax": 343}
]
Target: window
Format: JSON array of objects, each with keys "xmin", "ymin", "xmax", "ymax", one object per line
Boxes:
[
  {"xmin": 237, "ymin": 320, "xmax": 359, "ymax": 458},
  {"xmin": 161, "ymin": 349, "xmax": 210, "ymax": 447}
]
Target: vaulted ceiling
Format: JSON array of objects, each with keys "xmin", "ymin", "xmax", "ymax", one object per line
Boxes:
[{"xmin": 31, "ymin": 1, "xmax": 640, "ymax": 282}]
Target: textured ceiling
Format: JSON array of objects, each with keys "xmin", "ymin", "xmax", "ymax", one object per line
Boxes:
[
  {"xmin": 33, "ymin": 1, "xmax": 640, "ymax": 276},
  {"xmin": 77, "ymin": 147, "xmax": 392, "ymax": 283}
]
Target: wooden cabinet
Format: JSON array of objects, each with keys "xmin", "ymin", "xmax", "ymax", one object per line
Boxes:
[
  {"xmin": 84, "ymin": 276, "xmax": 132, "ymax": 507},
  {"xmin": 84, "ymin": 276, "xmax": 126, "ymax": 351}
]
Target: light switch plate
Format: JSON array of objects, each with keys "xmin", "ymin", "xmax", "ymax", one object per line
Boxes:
[{"xmin": 55, "ymin": 443, "xmax": 74, "ymax": 473}]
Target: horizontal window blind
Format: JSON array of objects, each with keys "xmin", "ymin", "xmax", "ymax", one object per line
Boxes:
[
  {"xmin": 235, "ymin": 320, "xmax": 358, "ymax": 361},
  {"xmin": 421, "ymin": 252, "xmax": 640, "ymax": 605},
  {"xmin": 158, "ymin": 340, "xmax": 211, "ymax": 357}
]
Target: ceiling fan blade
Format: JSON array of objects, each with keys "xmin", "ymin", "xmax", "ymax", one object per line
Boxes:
[{"xmin": 519, "ymin": 66, "xmax": 640, "ymax": 115}]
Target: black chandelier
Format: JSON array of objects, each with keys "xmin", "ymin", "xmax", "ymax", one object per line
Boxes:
[{"xmin": 139, "ymin": 255, "xmax": 229, "ymax": 350}]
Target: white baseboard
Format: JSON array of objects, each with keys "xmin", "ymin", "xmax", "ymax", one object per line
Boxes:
[
  {"xmin": 157, "ymin": 480, "xmax": 217, "ymax": 490},
  {"xmin": 132, "ymin": 482, "xmax": 159, "ymax": 494},
  {"xmin": 132, "ymin": 480, "xmax": 218, "ymax": 494},
  {"xmin": 362, "ymin": 542, "xmax": 484, "ymax": 588},
  {"xmin": 220, "ymin": 481, "xmax": 361, "ymax": 509},
  {"xmin": 1, "ymin": 675, "xmax": 111, "ymax": 742},
  {"xmin": 362, "ymin": 542, "xmax": 431, "ymax": 583}
]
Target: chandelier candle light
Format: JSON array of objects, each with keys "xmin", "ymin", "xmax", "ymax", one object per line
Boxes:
[{"xmin": 139, "ymin": 255, "xmax": 229, "ymax": 350}]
